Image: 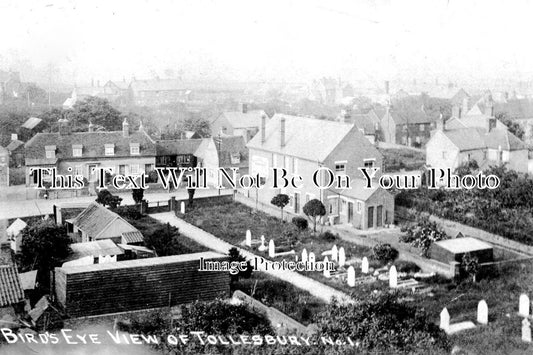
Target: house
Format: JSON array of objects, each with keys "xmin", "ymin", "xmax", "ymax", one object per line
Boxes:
[
  {"xmin": 62, "ymin": 84, "xmax": 106, "ymax": 109},
  {"xmin": 0, "ymin": 146, "xmax": 8, "ymax": 186},
  {"xmin": 6, "ymin": 218, "xmax": 27, "ymax": 253},
  {"xmin": 210, "ymin": 105, "xmax": 268, "ymax": 143},
  {"xmin": 196, "ymin": 135, "xmax": 248, "ymax": 188},
  {"xmin": 6, "ymin": 134, "xmax": 25, "ymax": 167},
  {"xmin": 155, "ymin": 139, "xmax": 202, "ymax": 169},
  {"xmin": 380, "ymin": 104, "xmax": 438, "ymax": 147},
  {"xmin": 247, "ymin": 114, "xmax": 394, "ymax": 230},
  {"xmin": 67, "ymin": 202, "xmax": 140, "ymax": 243},
  {"xmin": 102, "ymin": 80, "xmax": 131, "ymax": 105},
  {"xmin": 65, "ymin": 239, "xmax": 126, "ymax": 265},
  {"xmin": 54, "ymin": 251, "xmax": 230, "ymax": 317},
  {"xmin": 24, "ymin": 118, "xmax": 157, "ymax": 187},
  {"xmin": 129, "ymin": 78, "xmax": 189, "ymax": 106},
  {"xmin": 426, "ymin": 117, "xmax": 528, "ymax": 173}
]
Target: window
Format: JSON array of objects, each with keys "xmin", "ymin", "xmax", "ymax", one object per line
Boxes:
[
  {"xmin": 329, "ymin": 204, "xmax": 333, "ymax": 214},
  {"xmin": 335, "ymin": 163, "xmax": 346, "ymax": 174},
  {"xmin": 483, "ymin": 151, "xmax": 487, "ymax": 160},
  {"xmin": 45, "ymin": 145, "xmax": 56, "ymax": 159},
  {"xmin": 356, "ymin": 201, "xmax": 362, "ymax": 214},
  {"xmin": 105, "ymin": 144, "xmax": 115, "ymax": 156},
  {"xmin": 230, "ymin": 153, "xmax": 240, "ymax": 164},
  {"xmin": 284, "ymin": 157, "xmax": 291, "ymax": 173},
  {"xmin": 341, "ymin": 199, "xmax": 346, "ymax": 213},
  {"xmin": 130, "ymin": 164, "xmax": 140, "ymax": 174},
  {"xmin": 130, "ymin": 143, "xmax": 140, "ymax": 155},
  {"xmin": 363, "ymin": 159, "xmax": 375, "ymax": 168},
  {"xmin": 75, "ymin": 165, "xmax": 83, "ymax": 176},
  {"xmin": 72, "ymin": 145, "xmax": 82, "ymax": 157},
  {"xmin": 419, "ymin": 124, "xmax": 425, "ymax": 132}
]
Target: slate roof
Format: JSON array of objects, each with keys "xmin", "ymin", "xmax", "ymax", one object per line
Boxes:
[
  {"xmin": 69, "ymin": 239, "xmax": 125, "ymax": 259},
  {"xmin": 0, "ymin": 265, "xmax": 25, "ymax": 307},
  {"xmin": 6, "ymin": 140, "xmax": 24, "ymax": 152},
  {"xmin": 71, "ymin": 203, "xmax": 137, "ymax": 240},
  {"xmin": 21, "ymin": 117, "xmax": 42, "ymax": 130},
  {"xmin": 344, "ymin": 113, "xmax": 378, "ymax": 134},
  {"xmin": 121, "ymin": 231, "xmax": 144, "ymax": 244},
  {"xmin": 247, "ymin": 114, "xmax": 372, "ymax": 162},
  {"xmin": 156, "ymin": 139, "xmax": 204, "ymax": 156},
  {"xmin": 214, "ymin": 136, "xmax": 248, "ymax": 167},
  {"xmin": 442, "ymin": 127, "xmax": 526, "ymax": 152},
  {"xmin": 25, "ymin": 130, "xmax": 156, "ymax": 164},
  {"xmin": 485, "ymin": 129, "xmax": 527, "ymax": 150},
  {"xmin": 216, "ymin": 110, "xmax": 268, "ymax": 129}
]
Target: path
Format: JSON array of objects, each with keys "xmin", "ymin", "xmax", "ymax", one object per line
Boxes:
[{"xmin": 151, "ymin": 212, "xmax": 351, "ymax": 304}]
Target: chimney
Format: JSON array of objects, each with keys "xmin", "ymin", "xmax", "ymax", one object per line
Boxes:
[
  {"xmin": 261, "ymin": 114, "xmax": 266, "ymax": 144},
  {"xmin": 488, "ymin": 117, "xmax": 496, "ymax": 132},
  {"xmin": 138, "ymin": 121, "xmax": 144, "ymax": 133},
  {"xmin": 122, "ymin": 118, "xmax": 130, "ymax": 137},
  {"xmin": 241, "ymin": 103, "xmax": 248, "ymax": 114},
  {"xmin": 88, "ymin": 121, "xmax": 94, "ymax": 133},
  {"xmin": 11, "ymin": 133, "xmax": 17, "ymax": 141},
  {"xmin": 280, "ymin": 117, "xmax": 286, "ymax": 148},
  {"xmin": 485, "ymin": 101, "xmax": 494, "ymax": 117},
  {"xmin": 462, "ymin": 97, "xmax": 469, "ymax": 116},
  {"xmin": 384, "ymin": 81, "xmax": 390, "ymax": 95},
  {"xmin": 436, "ymin": 113, "xmax": 445, "ymax": 131}
]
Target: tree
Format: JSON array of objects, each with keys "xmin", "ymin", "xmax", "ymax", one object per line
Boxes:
[
  {"xmin": 182, "ymin": 116, "xmax": 211, "ymax": 137},
  {"xmin": 303, "ymin": 199, "xmax": 326, "ymax": 232},
  {"xmin": 95, "ymin": 189, "xmax": 122, "ymax": 209},
  {"xmin": 132, "ymin": 188, "xmax": 144, "ymax": 204},
  {"xmin": 400, "ymin": 213, "xmax": 448, "ymax": 257},
  {"xmin": 228, "ymin": 247, "xmax": 253, "ymax": 281},
  {"xmin": 462, "ymin": 252, "xmax": 479, "ymax": 282},
  {"xmin": 315, "ymin": 293, "xmax": 450, "ymax": 354},
  {"xmin": 19, "ymin": 220, "xmax": 72, "ymax": 293},
  {"xmin": 70, "ymin": 96, "xmax": 124, "ymax": 131},
  {"xmin": 270, "ymin": 194, "xmax": 289, "ymax": 220},
  {"xmin": 143, "ymin": 223, "xmax": 185, "ymax": 256},
  {"xmin": 496, "ymin": 112, "xmax": 525, "ymax": 140}
]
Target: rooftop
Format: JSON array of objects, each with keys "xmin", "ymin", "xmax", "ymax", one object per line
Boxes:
[
  {"xmin": 0, "ymin": 265, "xmax": 25, "ymax": 307},
  {"xmin": 434, "ymin": 237, "xmax": 493, "ymax": 254}
]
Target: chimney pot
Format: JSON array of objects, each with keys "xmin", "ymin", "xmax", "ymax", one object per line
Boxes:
[
  {"xmin": 11, "ymin": 133, "xmax": 17, "ymax": 141},
  {"xmin": 122, "ymin": 118, "xmax": 130, "ymax": 137},
  {"xmin": 88, "ymin": 121, "xmax": 94, "ymax": 133}
]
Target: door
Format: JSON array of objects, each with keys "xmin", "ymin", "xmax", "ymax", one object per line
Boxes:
[
  {"xmin": 367, "ymin": 206, "xmax": 374, "ymax": 228},
  {"xmin": 347, "ymin": 202, "xmax": 353, "ymax": 223},
  {"xmin": 376, "ymin": 205, "xmax": 383, "ymax": 227},
  {"xmin": 294, "ymin": 193, "xmax": 300, "ymax": 214}
]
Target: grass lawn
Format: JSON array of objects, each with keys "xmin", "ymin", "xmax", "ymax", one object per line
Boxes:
[{"xmin": 232, "ymin": 272, "xmax": 326, "ymax": 326}]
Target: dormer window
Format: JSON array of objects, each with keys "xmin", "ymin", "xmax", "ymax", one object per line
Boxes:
[
  {"xmin": 130, "ymin": 143, "xmax": 140, "ymax": 155},
  {"xmin": 105, "ymin": 144, "xmax": 115, "ymax": 156},
  {"xmin": 72, "ymin": 144, "xmax": 83, "ymax": 157},
  {"xmin": 45, "ymin": 145, "xmax": 56, "ymax": 159}
]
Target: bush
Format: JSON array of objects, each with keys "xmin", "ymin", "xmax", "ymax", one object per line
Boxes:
[
  {"xmin": 292, "ymin": 216, "xmax": 308, "ymax": 230},
  {"xmin": 394, "ymin": 260, "xmax": 421, "ymax": 274},
  {"xmin": 372, "ymin": 243, "xmax": 399, "ymax": 263},
  {"xmin": 319, "ymin": 230, "xmax": 337, "ymax": 242}
]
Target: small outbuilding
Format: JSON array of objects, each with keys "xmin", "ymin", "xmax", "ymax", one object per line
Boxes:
[{"xmin": 430, "ymin": 236, "xmax": 494, "ymax": 264}]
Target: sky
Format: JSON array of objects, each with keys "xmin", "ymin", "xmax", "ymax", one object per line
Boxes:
[{"xmin": 0, "ymin": 0, "xmax": 532, "ymax": 86}]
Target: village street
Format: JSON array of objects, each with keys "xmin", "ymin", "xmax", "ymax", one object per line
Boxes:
[{"xmin": 151, "ymin": 212, "xmax": 352, "ymax": 304}]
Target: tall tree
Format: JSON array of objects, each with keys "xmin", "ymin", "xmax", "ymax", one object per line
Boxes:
[
  {"xmin": 303, "ymin": 199, "xmax": 326, "ymax": 232},
  {"xmin": 271, "ymin": 194, "xmax": 290, "ymax": 220},
  {"xmin": 70, "ymin": 96, "xmax": 124, "ymax": 131}
]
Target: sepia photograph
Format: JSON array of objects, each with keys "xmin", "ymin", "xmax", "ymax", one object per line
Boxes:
[{"xmin": 1, "ymin": 0, "xmax": 533, "ymax": 354}]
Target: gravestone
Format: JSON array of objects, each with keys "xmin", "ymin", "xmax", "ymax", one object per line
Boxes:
[
  {"xmin": 477, "ymin": 300, "xmax": 488, "ymax": 325},
  {"xmin": 269, "ymin": 240, "xmax": 275, "ymax": 258},
  {"xmin": 338, "ymin": 247, "xmax": 346, "ymax": 267},
  {"xmin": 323, "ymin": 256, "xmax": 331, "ymax": 277},
  {"xmin": 523, "ymin": 318, "xmax": 532, "ymax": 343},
  {"xmin": 245, "ymin": 230, "xmax": 252, "ymax": 247},
  {"xmin": 389, "ymin": 265, "xmax": 398, "ymax": 288},
  {"xmin": 519, "ymin": 294, "xmax": 530, "ymax": 317},
  {"xmin": 258, "ymin": 235, "xmax": 267, "ymax": 252},
  {"xmin": 361, "ymin": 257, "xmax": 369, "ymax": 274},
  {"xmin": 308, "ymin": 252, "xmax": 316, "ymax": 264},
  {"xmin": 440, "ymin": 308, "xmax": 450, "ymax": 331},
  {"xmin": 301, "ymin": 249, "xmax": 308, "ymax": 263},
  {"xmin": 180, "ymin": 201, "xmax": 185, "ymax": 214},
  {"xmin": 347, "ymin": 266, "xmax": 355, "ymax": 287},
  {"xmin": 331, "ymin": 245, "xmax": 338, "ymax": 262}
]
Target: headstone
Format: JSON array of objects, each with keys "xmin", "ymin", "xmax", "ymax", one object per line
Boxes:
[
  {"xmin": 389, "ymin": 265, "xmax": 398, "ymax": 288},
  {"xmin": 323, "ymin": 256, "xmax": 330, "ymax": 277},
  {"xmin": 301, "ymin": 249, "xmax": 308, "ymax": 263},
  {"xmin": 440, "ymin": 308, "xmax": 450, "ymax": 331},
  {"xmin": 523, "ymin": 318, "xmax": 532, "ymax": 343},
  {"xmin": 269, "ymin": 240, "xmax": 275, "ymax": 258},
  {"xmin": 258, "ymin": 235, "xmax": 267, "ymax": 252},
  {"xmin": 477, "ymin": 300, "xmax": 488, "ymax": 325},
  {"xmin": 180, "ymin": 201, "xmax": 185, "ymax": 214},
  {"xmin": 347, "ymin": 266, "xmax": 355, "ymax": 287},
  {"xmin": 338, "ymin": 247, "xmax": 346, "ymax": 267},
  {"xmin": 519, "ymin": 294, "xmax": 530, "ymax": 317},
  {"xmin": 361, "ymin": 257, "xmax": 369, "ymax": 274},
  {"xmin": 308, "ymin": 252, "xmax": 316, "ymax": 264},
  {"xmin": 331, "ymin": 245, "xmax": 338, "ymax": 262},
  {"xmin": 245, "ymin": 230, "xmax": 252, "ymax": 247}
]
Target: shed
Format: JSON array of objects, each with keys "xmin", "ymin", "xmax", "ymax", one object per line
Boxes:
[{"xmin": 430, "ymin": 237, "xmax": 494, "ymax": 264}]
